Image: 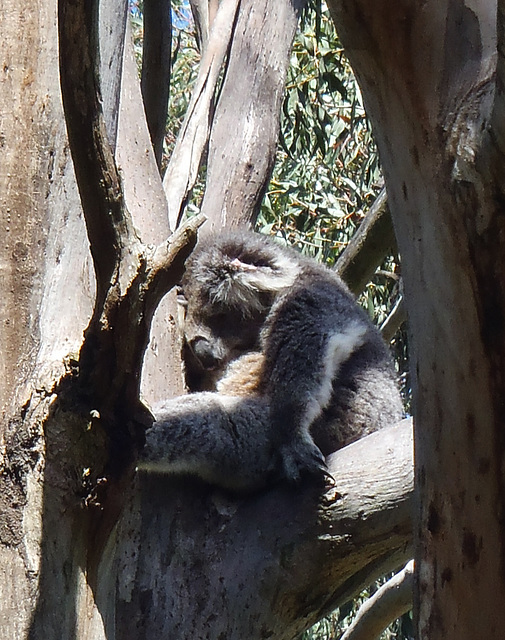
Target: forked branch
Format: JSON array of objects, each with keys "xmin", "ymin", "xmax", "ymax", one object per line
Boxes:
[{"xmin": 58, "ymin": 0, "xmax": 205, "ymax": 415}]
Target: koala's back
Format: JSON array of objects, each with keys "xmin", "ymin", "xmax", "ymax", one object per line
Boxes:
[
  {"xmin": 255, "ymin": 262, "xmax": 403, "ymax": 455},
  {"xmin": 174, "ymin": 230, "xmax": 403, "ymax": 485}
]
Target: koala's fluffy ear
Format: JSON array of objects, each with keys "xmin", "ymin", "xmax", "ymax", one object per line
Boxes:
[{"xmin": 213, "ymin": 252, "xmax": 299, "ymax": 311}]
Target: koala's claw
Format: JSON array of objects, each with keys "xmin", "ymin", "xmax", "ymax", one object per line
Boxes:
[{"xmin": 279, "ymin": 439, "xmax": 327, "ymax": 484}]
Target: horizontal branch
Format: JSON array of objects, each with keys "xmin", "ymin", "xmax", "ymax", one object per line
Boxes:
[{"xmin": 115, "ymin": 419, "xmax": 414, "ymax": 639}]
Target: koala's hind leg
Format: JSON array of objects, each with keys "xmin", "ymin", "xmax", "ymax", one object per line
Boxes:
[{"xmin": 216, "ymin": 352, "xmax": 264, "ymax": 396}]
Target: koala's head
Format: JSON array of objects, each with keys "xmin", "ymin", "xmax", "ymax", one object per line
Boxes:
[{"xmin": 179, "ymin": 231, "xmax": 298, "ymax": 390}]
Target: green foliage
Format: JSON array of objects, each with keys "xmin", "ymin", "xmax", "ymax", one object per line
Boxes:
[{"xmin": 258, "ymin": 2, "xmax": 382, "ymax": 266}]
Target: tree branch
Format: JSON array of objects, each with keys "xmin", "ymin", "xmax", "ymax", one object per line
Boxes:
[
  {"xmin": 189, "ymin": 0, "xmax": 220, "ymax": 53},
  {"xmin": 114, "ymin": 419, "xmax": 413, "ymax": 638},
  {"xmin": 99, "ymin": 0, "xmax": 129, "ymax": 151},
  {"xmin": 380, "ymin": 294, "xmax": 407, "ymax": 342},
  {"xmin": 163, "ymin": 0, "xmax": 241, "ymax": 229},
  {"xmin": 141, "ymin": 0, "xmax": 172, "ymax": 169},
  {"xmin": 198, "ymin": 0, "xmax": 307, "ymax": 232},
  {"xmin": 335, "ymin": 188, "xmax": 397, "ymax": 295},
  {"xmin": 340, "ymin": 560, "xmax": 414, "ymax": 640},
  {"xmin": 145, "ymin": 214, "xmax": 207, "ymax": 317},
  {"xmin": 58, "ymin": 0, "xmax": 142, "ymax": 313}
]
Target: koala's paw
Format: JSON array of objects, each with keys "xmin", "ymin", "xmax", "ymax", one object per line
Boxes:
[{"xmin": 279, "ymin": 437, "xmax": 327, "ymax": 483}]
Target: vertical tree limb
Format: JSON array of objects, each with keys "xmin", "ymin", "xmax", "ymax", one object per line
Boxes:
[
  {"xmin": 199, "ymin": 0, "xmax": 308, "ymax": 231},
  {"xmin": 141, "ymin": 0, "xmax": 172, "ymax": 168},
  {"xmin": 58, "ymin": 0, "xmax": 141, "ymax": 314},
  {"xmin": 163, "ymin": 0, "xmax": 241, "ymax": 229},
  {"xmin": 326, "ymin": 2, "xmax": 505, "ymax": 638},
  {"xmin": 99, "ymin": 0, "xmax": 129, "ymax": 150}
]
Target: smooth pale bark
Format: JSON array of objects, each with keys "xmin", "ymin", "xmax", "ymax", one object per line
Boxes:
[
  {"xmin": 340, "ymin": 561, "xmax": 414, "ymax": 640},
  {"xmin": 326, "ymin": 1, "xmax": 505, "ymax": 637},
  {"xmin": 116, "ymin": 23, "xmax": 185, "ymax": 404},
  {"xmin": 0, "ymin": 1, "xmax": 94, "ymax": 636},
  {"xmin": 163, "ymin": 0, "xmax": 241, "ymax": 229},
  {"xmin": 199, "ymin": 0, "xmax": 307, "ymax": 231},
  {"xmin": 99, "ymin": 0, "xmax": 128, "ymax": 150}
]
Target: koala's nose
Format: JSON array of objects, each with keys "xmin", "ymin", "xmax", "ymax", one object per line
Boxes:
[{"xmin": 190, "ymin": 338, "xmax": 223, "ymax": 371}]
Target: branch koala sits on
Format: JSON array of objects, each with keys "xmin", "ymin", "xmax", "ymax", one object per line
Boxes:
[{"xmin": 139, "ymin": 230, "xmax": 403, "ymax": 491}]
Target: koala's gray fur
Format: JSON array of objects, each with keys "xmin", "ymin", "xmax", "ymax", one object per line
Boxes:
[{"xmin": 140, "ymin": 230, "xmax": 403, "ymax": 491}]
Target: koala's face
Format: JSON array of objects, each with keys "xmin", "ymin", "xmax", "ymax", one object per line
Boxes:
[
  {"xmin": 178, "ymin": 231, "xmax": 298, "ymax": 390},
  {"xmin": 179, "ymin": 291, "xmax": 265, "ymax": 390}
]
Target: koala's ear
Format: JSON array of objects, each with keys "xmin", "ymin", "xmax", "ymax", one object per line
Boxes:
[{"xmin": 228, "ymin": 253, "xmax": 298, "ymax": 295}]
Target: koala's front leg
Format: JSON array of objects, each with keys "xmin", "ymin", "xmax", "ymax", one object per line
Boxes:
[
  {"xmin": 263, "ymin": 288, "xmax": 368, "ymax": 483},
  {"xmin": 139, "ymin": 393, "xmax": 275, "ymax": 492}
]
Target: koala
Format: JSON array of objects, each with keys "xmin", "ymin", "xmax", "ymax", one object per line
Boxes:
[{"xmin": 139, "ymin": 230, "xmax": 403, "ymax": 491}]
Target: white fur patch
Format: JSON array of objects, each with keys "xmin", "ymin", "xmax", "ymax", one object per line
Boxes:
[
  {"xmin": 303, "ymin": 322, "xmax": 367, "ymax": 427},
  {"xmin": 212, "ymin": 253, "xmax": 299, "ymax": 312}
]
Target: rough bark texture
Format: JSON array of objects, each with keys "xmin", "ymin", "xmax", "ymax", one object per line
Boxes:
[
  {"xmin": 326, "ymin": 1, "xmax": 505, "ymax": 637},
  {"xmin": 113, "ymin": 420, "xmax": 413, "ymax": 640},
  {"xmin": 0, "ymin": 1, "xmax": 417, "ymax": 639}
]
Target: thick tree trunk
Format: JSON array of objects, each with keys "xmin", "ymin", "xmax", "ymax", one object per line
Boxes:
[
  {"xmin": 0, "ymin": 1, "xmax": 94, "ymax": 635},
  {"xmin": 1, "ymin": 2, "xmax": 416, "ymax": 639},
  {"xmin": 326, "ymin": 1, "xmax": 505, "ymax": 637},
  {"xmin": 113, "ymin": 420, "xmax": 413, "ymax": 640}
]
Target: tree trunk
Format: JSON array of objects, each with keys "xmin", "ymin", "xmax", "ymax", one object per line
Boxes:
[
  {"xmin": 326, "ymin": 1, "xmax": 505, "ymax": 637},
  {"xmin": 0, "ymin": 1, "xmax": 416, "ymax": 639},
  {"xmin": 114, "ymin": 420, "xmax": 413, "ymax": 640},
  {"xmin": 0, "ymin": 1, "xmax": 94, "ymax": 634}
]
